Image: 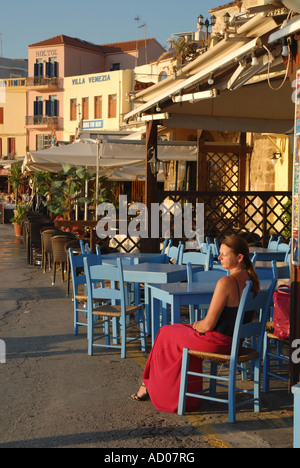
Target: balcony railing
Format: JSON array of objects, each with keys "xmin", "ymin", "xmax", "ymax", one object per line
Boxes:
[
  {"xmin": 25, "ymin": 115, "xmax": 63, "ymax": 129},
  {"xmin": 26, "ymin": 77, "xmax": 63, "ymax": 89}
]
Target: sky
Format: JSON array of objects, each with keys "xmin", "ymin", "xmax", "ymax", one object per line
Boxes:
[{"xmin": 1, "ymin": 0, "xmax": 227, "ymax": 59}]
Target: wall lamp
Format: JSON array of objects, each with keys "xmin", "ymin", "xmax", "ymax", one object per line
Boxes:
[
  {"xmin": 148, "ymin": 147, "xmax": 160, "ymax": 175},
  {"xmin": 271, "ymin": 151, "xmax": 282, "ymax": 164},
  {"xmin": 281, "ymin": 37, "xmax": 290, "ymax": 57},
  {"xmin": 148, "ymin": 147, "xmax": 170, "ymax": 176}
]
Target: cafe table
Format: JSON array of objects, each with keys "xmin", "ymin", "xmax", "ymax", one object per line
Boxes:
[
  {"xmin": 148, "ymin": 274, "xmax": 272, "ymax": 345},
  {"xmin": 249, "ymin": 246, "xmax": 286, "ymax": 262},
  {"xmin": 101, "ymin": 252, "xmax": 167, "ymax": 266},
  {"xmin": 121, "ymin": 263, "xmax": 202, "ymax": 334}
]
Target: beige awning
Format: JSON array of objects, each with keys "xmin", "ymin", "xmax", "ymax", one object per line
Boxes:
[{"xmin": 124, "ymin": 12, "xmax": 294, "ymax": 134}]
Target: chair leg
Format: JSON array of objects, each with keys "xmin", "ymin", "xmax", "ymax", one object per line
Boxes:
[
  {"xmin": 209, "ymin": 362, "xmax": 218, "ymax": 398},
  {"xmin": 263, "ymin": 333, "xmax": 270, "ymax": 393},
  {"xmin": 52, "ymin": 261, "xmax": 56, "ymax": 285},
  {"xmin": 178, "ymin": 348, "xmax": 190, "ymax": 415},
  {"xmin": 253, "ymin": 359, "xmax": 261, "ymax": 413},
  {"xmin": 228, "ymin": 363, "xmax": 237, "ymax": 424}
]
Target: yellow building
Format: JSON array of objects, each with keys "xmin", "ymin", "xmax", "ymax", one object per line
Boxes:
[
  {"xmin": 63, "ymin": 69, "xmax": 133, "ymax": 141},
  {"xmin": 0, "ymin": 78, "xmax": 27, "ymax": 159}
]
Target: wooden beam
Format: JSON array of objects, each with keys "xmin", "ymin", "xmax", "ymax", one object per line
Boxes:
[{"xmin": 142, "ymin": 120, "xmax": 159, "ymax": 253}]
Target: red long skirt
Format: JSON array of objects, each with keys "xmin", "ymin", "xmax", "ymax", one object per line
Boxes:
[{"xmin": 142, "ymin": 323, "xmax": 232, "ymax": 413}]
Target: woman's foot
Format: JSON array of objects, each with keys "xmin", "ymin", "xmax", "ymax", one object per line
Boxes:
[{"xmin": 131, "ymin": 383, "xmax": 149, "ymax": 401}]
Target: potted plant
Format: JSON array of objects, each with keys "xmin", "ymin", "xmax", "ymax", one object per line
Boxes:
[{"xmin": 10, "ymin": 204, "xmax": 28, "ymax": 237}]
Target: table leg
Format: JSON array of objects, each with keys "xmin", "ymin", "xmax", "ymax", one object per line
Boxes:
[{"xmin": 151, "ymin": 295, "xmax": 161, "ymax": 346}]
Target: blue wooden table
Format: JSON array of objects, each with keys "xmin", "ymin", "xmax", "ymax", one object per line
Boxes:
[
  {"xmin": 121, "ymin": 263, "xmax": 202, "ymax": 334},
  {"xmin": 101, "ymin": 252, "xmax": 167, "ymax": 266},
  {"xmin": 148, "ymin": 275, "xmax": 272, "ymax": 345},
  {"xmin": 250, "ymin": 246, "xmax": 286, "ymax": 262}
]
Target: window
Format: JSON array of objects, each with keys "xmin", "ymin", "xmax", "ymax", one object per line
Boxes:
[
  {"xmin": 36, "ymin": 134, "xmax": 51, "ymax": 150},
  {"xmin": 0, "ymin": 107, "xmax": 3, "ymax": 124},
  {"xmin": 7, "ymin": 138, "xmax": 15, "ymax": 157},
  {"xmin": 34, "ymin": 59, "xmax": 43, "ymax": 77},
  {"xmin": 108, "ymin": 94, "xmax": 117, "ymax": 118},
  {"xmin": 0, "ymin": 138, "xmax": 2, "ymax": 156},
  {"xmin": 94, "ymin": 96, "xmax": 102, "ymax": 119},
  {"xmin": 70, "ymin": 99, "xmax": 77, "ymax": 121},
  {"xmin": 111, "ymin": 63, "xmax": 120, "ymax": 71},
  {"xmin": 45, "ymin": 95, "xmax": 58, "ymax": 116},
  {"xmin": 46, "ymin": 57, "xmax": 58, "ymax": 78},
  {"xmin": 82, "ymin": 97, "xmax": 89, "ymax": 120},
  {"xmin": 34, "ymin": 97, "xmax": 43, "ymax": 116}
]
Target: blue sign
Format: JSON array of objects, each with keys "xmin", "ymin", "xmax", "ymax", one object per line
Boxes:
[{"xmin": 82, "ymin": 120, "xmax": 103, "ymax": 129}]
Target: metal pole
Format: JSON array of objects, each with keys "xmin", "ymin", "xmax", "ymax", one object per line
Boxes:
[{"xmin": 95, "ymin": 138, "xmax": 101, "ymax": 221}]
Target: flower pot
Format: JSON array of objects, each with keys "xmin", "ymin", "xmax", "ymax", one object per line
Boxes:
[{"xmin": 13, "ymin": 223, "xmax": 22, "ymax": 237}]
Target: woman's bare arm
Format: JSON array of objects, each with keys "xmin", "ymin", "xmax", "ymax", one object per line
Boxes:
[{"xmin": 193, "ymin": 276, "xmax": 230, "ymax": 333}]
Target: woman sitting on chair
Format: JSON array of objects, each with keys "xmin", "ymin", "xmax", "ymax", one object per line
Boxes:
[{"xmin": 131, "ymin": 234, "xmax": 260, "ymax": 413}]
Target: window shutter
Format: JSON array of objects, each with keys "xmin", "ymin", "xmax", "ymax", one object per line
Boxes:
[
  {"xmin": 54, "ymin": 61, "xmax": 58, "ymax": 77},
  {"xmin": 45, "ymin": 100, "xmax": 50, "ymax": 116},
  {"xmin": 54, "ymin": 100, "xmax": 58, "ymax": 116},
  {"xmin": 0, "ymin": 107, "xmax": 3, "ymax": 124}
]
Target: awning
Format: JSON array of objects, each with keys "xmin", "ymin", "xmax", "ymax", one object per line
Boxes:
[
  {"xmin": 124, "ymin": 12, "xmax": 294, "ymax": 134},
  {"xmin": 268, "ymin": 14, "xmax": 300, "ymax": 43},
  {"xmin": 22, "ymin": 139, "xmax": 198, "ymax": 175}
]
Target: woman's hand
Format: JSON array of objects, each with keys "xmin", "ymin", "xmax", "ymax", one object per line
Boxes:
[{"xmin": 192, "ymin": 321, "xmax": 205, "ymax": 333}]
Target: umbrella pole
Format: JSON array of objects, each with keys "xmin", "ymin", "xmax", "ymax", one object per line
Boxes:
[
  {"xmin": 95, "ymin": 138, "xmax": 101, "ymax": 221},
  {"xmin": 84, "ymin": 176, "xmax": 88, "ymax": 221}
]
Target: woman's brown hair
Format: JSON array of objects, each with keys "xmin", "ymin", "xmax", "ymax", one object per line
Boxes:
[{"xmin": 221, "ymin": 235, "xmax": 260, "ymax": 296}]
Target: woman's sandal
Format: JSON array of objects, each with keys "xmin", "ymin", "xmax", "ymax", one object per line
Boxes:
[{"xmin": 131, "ymin": 383, "xmax": 149, "ymax": 401}]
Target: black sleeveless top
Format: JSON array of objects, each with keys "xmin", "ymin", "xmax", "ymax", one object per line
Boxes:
[{"xmin": 213, "ymin": 276, "xmax": 253, "ymax": 337}]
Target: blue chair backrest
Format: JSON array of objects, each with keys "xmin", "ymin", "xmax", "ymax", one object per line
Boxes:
[
  {"xmin": 161, "ymin": 238, "xmax": 169, "ymax": 254},
  {"xmin": 272, "ymin": 255, "xmax": 291, "ymax": 280},
  {"xmin": 231, "ymin": 279, "xmax": 276, "ymax": 358},
  {"xmin": 278, "ymin": 239, "xmax": 291, "ymax": 253},
  {"xmin": 197, "ymin": 236, "xmax": 208, "ymax": 253},
  {"xmin": 166, "ymin": 240, "xmax": 184, "ymax": 264},
  {"xmin": 182, "ymin": 246, "xmax": 213, "ymax": 271},
  {"xmin": 255, "ymin": 261, "xmax": 276, "ymax": 280},
  {"xmin": 83, "ymin": 256, "xmax": 126, "ymax": 308},
  {"xmin": 268, "ymin": 235, "xmax": 282, "ymax": 250},
  {"xmin": 68, "ymin": 247, "xmax": 102, "ymax": 294},
  {"xmin": 186, "ymin": 263, "xmax": 228, "ymax": 284},
  {"xmin": 250, "ymin": 252, "xmax": 257, "ymax": 265}
]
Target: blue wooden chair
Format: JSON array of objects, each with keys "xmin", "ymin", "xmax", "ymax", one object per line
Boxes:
[
  {"xmin": 268, "ymin": 235, "xmax": 282, "ymax": 250},
  {"xmin": 181, "ymin": 245, "xmax": 214, "ymax": 271},
  {"xmin": 178, "ymin": 279, "xmax": 276, "ymax": 423},
  {"xmin": 165, "ymin": 240, "xmax": 184, "ymax": 264},
  {"xmin": 68, "ymin": 247, "xmax": 101, "ymax": 335},
  {"xmin": 161, "ymin": 238, "xmax": 169, "ymax": 254},
  {"xmin": 83, "ymin": 257, "xmax": 146, "ymax": 358},
  {"xmin": 262, "ymin": 255, "xmax": 291, "ymax": 392},
  {"xmin": 277, "ymin": 239, "xmax": 291, "ymax": 253}
]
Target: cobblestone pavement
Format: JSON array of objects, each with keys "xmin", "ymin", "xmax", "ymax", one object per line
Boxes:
[{"xmin": 0, "ymin": 224, "xmax": 294, "ymax": 450}]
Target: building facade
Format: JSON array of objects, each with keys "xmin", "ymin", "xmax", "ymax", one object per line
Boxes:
[
  {"xmin": 63, "ymin": 69, "xmax": 133, "ymax": 141},
  {"xmin": 0, "ymin": 78, "xmax": 27, "ymax": 159},
  {"xmin": 26, "ymin": 35, "xmax": 165, "ymax": 151}
]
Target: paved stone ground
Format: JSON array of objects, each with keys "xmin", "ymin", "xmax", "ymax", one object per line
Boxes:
[{"xmin": 0, "ymin": 223, "xmax": 294, "ymax": 450}]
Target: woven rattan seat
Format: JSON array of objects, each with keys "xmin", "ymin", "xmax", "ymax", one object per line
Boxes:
[
  {"xmin": 188, "ymin": 346, "xmax": 259, "ymax": 364},
  {"xmin": 41, "ymin": 228, "xmax": 62, "ymax": 272},
  {"xmin": 92, "ymin": 303, "xmax": 142, "ymax": 318},
  {"xmin": 51, "ymin": 235, "xmax": 76, "ymax": 285}
]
